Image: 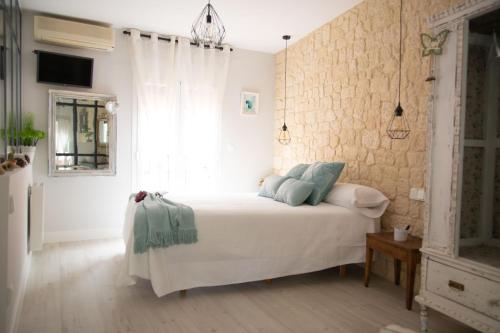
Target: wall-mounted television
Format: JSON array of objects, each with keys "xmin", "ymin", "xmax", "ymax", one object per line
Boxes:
[{"xmin": 35, "ymin": 50, "xmax": 93, "ymax": 88}]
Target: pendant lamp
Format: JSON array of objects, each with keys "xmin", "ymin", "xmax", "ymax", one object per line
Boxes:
[
  {"xmin": 387, "ymin": 0, "xmax": 410, "ymax": 140},
  {"xmin": 278, "ymin": 35, "xmax": 291, "ymax": 145},
  {"xmin": 191, "ymin": 0, "xmax": 226, "ymax": 46}
]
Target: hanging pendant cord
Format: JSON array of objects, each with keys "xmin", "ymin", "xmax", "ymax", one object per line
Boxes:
[
  {"xmin": 398, "ymin": 0, "xmax": 402, "ymax": 103},
  {"xmin": 284, "ymin": 38, "xmax": 288, "ymax": 124}
]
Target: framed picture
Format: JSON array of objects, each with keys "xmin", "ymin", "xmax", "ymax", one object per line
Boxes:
[{"xmin": 240, "ymin": 91, "xmax": 259, "ymax": 115}]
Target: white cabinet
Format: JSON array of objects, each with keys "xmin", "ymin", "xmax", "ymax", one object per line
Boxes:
[
  {"xmin": 416, "ymin": 1, "xmax": 500, "ymax": 332},
  {"xmin": 0, "ymin": 166, "xmax": 33, "ymax": 333}
]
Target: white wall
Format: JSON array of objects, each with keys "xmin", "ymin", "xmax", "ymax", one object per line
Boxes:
[
  {"xmin": 220, "ymin": 48, "xmax": 275, "ymax": 192},
  {"xmin": 22, "ymin": 12, "xmax": 133, "ymax": 239},
  {"xmin": 21, "ymin": 11, "xmax": 275, "ymax": 239}
]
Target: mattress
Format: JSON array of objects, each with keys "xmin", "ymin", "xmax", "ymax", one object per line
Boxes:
[{"xmin": 120, "ymin": 193, "xmax": 380, "ymax": 297}]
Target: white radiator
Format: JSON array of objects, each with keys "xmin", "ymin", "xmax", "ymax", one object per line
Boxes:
[{"xmin": 30, "ymin": 183, "xmax": 44, "ymax": 251}]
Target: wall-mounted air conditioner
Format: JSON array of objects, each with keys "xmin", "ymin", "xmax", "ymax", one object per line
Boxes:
[{"xmin": 34, "ymin": 16, "xmax": 115, "ymax": 51}]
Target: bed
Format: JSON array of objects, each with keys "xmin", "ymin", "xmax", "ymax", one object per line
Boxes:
[{"xmin": 119, "ymin": 192, "xmax": 381, "ymax": 297}]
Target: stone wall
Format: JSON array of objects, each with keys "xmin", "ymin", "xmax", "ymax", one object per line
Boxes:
[
  {"xmin": 273, "ymin": 0, "xmax": 463, "ymax": 283},
  {"xmin": 274, "ymin": 0, "xmax": 463, "ymax": 234}
]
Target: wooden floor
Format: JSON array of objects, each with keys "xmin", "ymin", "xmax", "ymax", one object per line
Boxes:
[{"xmin": 18, "ymin": 239, "xmax": 476, "ymax": 333}]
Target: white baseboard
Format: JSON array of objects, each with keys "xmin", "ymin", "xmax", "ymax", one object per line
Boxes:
[
  {"xmin": 44, "ymin": 228, "xmax": 122, "ymax": 243},
  {"xmin": 9, "ymin": 253, "xmax": 31, "ymax": 333}
]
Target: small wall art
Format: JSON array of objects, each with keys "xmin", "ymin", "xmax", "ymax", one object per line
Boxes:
[{"xmin": 240, "ymin": 91, "xmax": 259, "ymax": 115}]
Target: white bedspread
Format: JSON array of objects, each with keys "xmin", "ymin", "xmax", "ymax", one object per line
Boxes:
[{"xmin": 120, "ymin": 193, "xmax": 380, "ymax": 297}]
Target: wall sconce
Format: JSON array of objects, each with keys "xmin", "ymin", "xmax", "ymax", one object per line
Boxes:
[{"xmin": 105, "ymin": 101, "xmax": 119, "ymax": 114}]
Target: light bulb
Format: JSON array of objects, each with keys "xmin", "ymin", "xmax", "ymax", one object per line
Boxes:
[
  {"xmin": 387, "ymin": 103, "xmax": 410, "ymax": 139},
  {"xmin": 206, "ymin": 13, "xmax": 213, "ymax": 43},
  {"xmin": 207, "ymin": 22, "xmax": 213, "ymax": 41},
  {"xmin": 278, "ymin": 123, "xmax": 291, "ymax": 145},
  {"xmin": 105, "ymin": 101, "xmax": 119, "ymax": 114}
]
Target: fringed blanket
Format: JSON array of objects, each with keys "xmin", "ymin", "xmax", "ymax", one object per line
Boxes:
[{"xmin": 132, "ymin": 193, "xmax": 197, "ymax": 254}]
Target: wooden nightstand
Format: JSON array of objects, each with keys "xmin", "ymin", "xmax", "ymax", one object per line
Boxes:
[{"xmin": 364, "ymin": 232, "xmax": 422, "ymax": 310}]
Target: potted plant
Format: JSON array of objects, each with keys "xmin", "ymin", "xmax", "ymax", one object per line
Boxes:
[{"xmin": 19, "ymin": 112, "xmax": 45, "ymax": 161}]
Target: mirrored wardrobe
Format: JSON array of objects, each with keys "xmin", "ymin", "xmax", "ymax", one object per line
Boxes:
[{"xmin": 459, "ymin": 7, "xmax": 500, "ymax": 269}]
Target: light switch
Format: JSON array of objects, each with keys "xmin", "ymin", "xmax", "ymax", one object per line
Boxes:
[{"xmin": 409, "ymin": 188, "xmax": 425, "ymax": 201}]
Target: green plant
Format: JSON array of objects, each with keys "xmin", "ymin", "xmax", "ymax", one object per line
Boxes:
[
  {"xmin": 0, "ymin": 112, "xmax": 45, "ymax": 147},
  {"xmin": 20, "ymin": 128, "xmax": 45, "ymax": 146},
  {"xmin": 23, "ymin": 112, "xmax": 34, "ymax": 131},
  {"xmin": 0, "ymin": 112, "xmax": 19, "ymax": 146},
  {"xmin": 20, "ymin": 112, "xmax": 45, "ymax": 146}
]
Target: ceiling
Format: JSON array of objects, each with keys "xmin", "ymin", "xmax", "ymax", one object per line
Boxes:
[{"xmin": 20, "ymin": 0, "xmax": 362, "ymax": 53}]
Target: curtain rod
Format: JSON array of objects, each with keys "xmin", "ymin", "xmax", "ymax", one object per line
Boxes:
[{"xmin": 122, "ymin": 30, "xmax": 233, "ymax": 52}]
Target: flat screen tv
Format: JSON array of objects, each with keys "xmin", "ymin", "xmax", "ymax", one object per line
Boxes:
[{"xmin": 36, "ymin": 50, "xmax": 93, "ymax": 88}]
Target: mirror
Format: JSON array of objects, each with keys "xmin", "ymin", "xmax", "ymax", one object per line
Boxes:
[{"xmin": 48, "ymin": 90, "xmax": 116, "ymax": 176}]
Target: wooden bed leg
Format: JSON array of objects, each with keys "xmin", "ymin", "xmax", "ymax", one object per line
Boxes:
[
  {"xmin": 179, "ymin": 289, "xmax": 187, "ymax": 297},
  {"xmin": 339, "ymin": 265, "xmax": 347, "ymax": 277},
  {"xmin": 265, "ymin": 279, "xmax": 273, "ymax": 285}
]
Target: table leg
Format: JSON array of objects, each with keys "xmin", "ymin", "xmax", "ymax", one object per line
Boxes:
[
  {"xmin": 364, "ymin": 246, "xmax": 373, "ymax": 287},
  {"xmin": 339, "ymin": 265, "xmax": 347, "ymax": 277},
  {"xmin": 420, "ymin": 303, "xmax": 429, "ymax": 332},
  {"xmin": 394, "ymin": 259, "xmax": 401, "ymax": 286},
  {"xmin": 406, "ymin": 253, "xmax": 417, "ymax": 310}
]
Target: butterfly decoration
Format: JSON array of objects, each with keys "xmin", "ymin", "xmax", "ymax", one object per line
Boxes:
[{"xmin": 420, "ymin": 30, "xmax": 450, "ymax": 57}]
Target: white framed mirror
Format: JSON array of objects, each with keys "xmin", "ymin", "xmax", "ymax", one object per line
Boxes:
[{"xmin": 48, "ymin": 90, "xmax": 117, "ymax": 176}]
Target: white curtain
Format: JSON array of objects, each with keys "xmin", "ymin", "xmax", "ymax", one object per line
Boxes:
[{"xmin": 129, "ymin": 29, "xmax": 230, "ymax": 193}]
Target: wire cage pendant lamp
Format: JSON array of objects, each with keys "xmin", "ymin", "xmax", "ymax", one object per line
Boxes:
[
  {"xmin": 191, "ymin": 0, "xmax": 226, "ymax": 47},
  {"xmin": 387, "ymin": 0, "xmax": 410, "ymax": 140},
  {"xmin": 278, "ymin": 35, "xmax": 292, "ymax": 145}
]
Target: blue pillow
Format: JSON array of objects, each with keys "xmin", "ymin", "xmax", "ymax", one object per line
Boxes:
[
  {"xmin": 258, "ymin": 175, "xmax": 290, "ymax": 198},
  {"xmin": 285, "ymin": 163, "xmax": 310, "ymax": 179},
  {"xmin": 300, "ymin": 162, "xmax": 345, "ymax": 205},
  {"xmin": 274, "ymin": 178, "xmax": 315, "ymax": 206}
]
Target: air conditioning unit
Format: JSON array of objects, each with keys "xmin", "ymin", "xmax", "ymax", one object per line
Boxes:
[{"xmin": 34, "ymin": 15, "xmax": 115, "ymax": 51}]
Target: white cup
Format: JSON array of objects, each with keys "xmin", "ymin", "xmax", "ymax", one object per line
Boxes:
[{"xmin": 394, "ymin": 228, "xmax": 409, "ymax": 242}]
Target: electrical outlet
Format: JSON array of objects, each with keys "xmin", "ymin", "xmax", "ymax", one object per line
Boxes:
[{"xmin": 409, "ymin": 188, "xmax": 425, "ymax": 201}]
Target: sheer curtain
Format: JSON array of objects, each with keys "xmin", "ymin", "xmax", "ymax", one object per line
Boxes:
[{"xmin": 129, "ymin": 29, "xmax": 230, "ymax": 193}]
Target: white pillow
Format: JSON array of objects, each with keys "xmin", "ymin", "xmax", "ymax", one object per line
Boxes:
[{"xmin": 324, "ymin": 183, "xmax": 389, "ymax": 218}]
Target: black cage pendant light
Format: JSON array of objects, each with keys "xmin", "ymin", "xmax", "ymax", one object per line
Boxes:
[
  {"xmin": 191, "ymin": 0, "xmax": 226, "ymax": 46},
  {"xmin": 387, "ymin": 0, "xmax": 410, "ymax": 140},
  {"xmin": 278, "ymin": 35, "xmax": 292, "ymax": 145}
]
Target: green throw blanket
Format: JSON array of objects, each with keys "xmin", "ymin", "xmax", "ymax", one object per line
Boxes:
[{"xmin": 132, "ymin": 193, "xmax": 197, "ymax": 254}]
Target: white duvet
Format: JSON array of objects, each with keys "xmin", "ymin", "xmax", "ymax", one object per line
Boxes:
[{"xmin": 120, "ymin": 193, "xmax": 380, "ymax": 297}]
